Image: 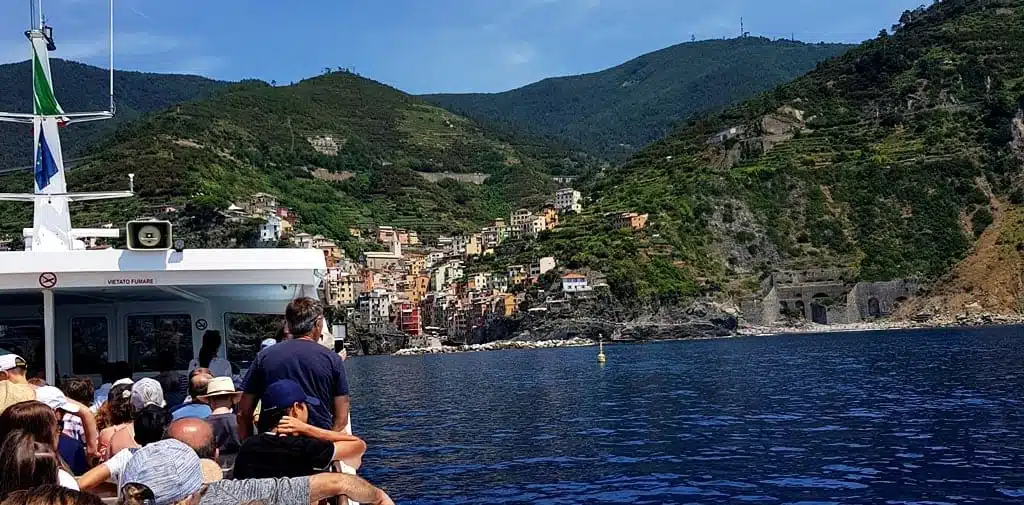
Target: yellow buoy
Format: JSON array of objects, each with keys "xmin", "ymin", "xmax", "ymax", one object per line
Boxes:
[{"xmin": 597, "ymin": 334, "xmax": 607, "ymax": 363}]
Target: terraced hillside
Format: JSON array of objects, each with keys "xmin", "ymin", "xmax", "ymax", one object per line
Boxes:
[
  {"xmin": 522, "ymin": 0, "xmax": 1024, "ymax": 303},
  {"xmin": 0, "ymin": 71, "xmax": 595, "ymax": 248}
]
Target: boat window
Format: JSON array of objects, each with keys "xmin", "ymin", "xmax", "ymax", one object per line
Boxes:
[
  {"xmin": 225, "ymin": 313, "xmax": 285, "ymax": 370},
  {"xmin": 0, "ymin": 319, "xmax": 44, "ymax": 377},
  {"xmin": 127, "ymin": 315, "xmax": 193, "ymax": 373},
  {"xmin": 71, "ymin": 317, "xmax": 109, "ymax": 375}
]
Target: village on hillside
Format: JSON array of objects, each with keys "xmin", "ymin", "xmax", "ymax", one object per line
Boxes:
[{"xmin": 225, "ymin": 187, "xmax": 649, "ymax": 349}]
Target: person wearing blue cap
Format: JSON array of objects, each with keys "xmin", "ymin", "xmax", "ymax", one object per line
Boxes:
[{"xmin": 233, "ymin": 379, "xmax": 366, "ymax": 480}]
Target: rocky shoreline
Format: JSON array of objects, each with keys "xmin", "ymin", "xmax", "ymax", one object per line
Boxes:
[
  {"xmin": 742, "ymin": 312, "xmax": 1024, "ymax": 337},
  {"xmin": 393, "ymin": 337, "xmax": 595, "ymax": 356},
  {"xmin": 389, "ymin": 312, "xmax": 1024, "ymax": 356}
]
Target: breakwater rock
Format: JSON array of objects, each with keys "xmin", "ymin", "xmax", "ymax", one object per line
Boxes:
[
  {"xmin": 468, "ymin": 300, "xmax": 739, "ymax": 345},
  {"xmin": 393, "ymin": 337, "xmax": 594, "ymax": 356}
]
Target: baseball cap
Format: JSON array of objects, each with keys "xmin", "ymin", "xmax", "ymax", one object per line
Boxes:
[
  {"xmin": 120, "ymin": 439, "xmax": 203, "ymax": 505},
  {"xmin": 260, "ymin": 338, "xmax": 277, "ymax": 350},
  {"xmin": 35, "ymin": 385, "xmax": 80, "ymax": 413},
  {"xmin": 113, "ymin": 378, "xmax": 135, "ymax": 387},
  {"xmin": 0, "ymin": 354, "xmax": 27, "ymax": 372},
  {"xmin": 262, "ymin": 379, "xmax": 320, "ymax": 411},
  {"xmin": 130, "ymin": 378, "xmax": 166, "ymax": 410}
]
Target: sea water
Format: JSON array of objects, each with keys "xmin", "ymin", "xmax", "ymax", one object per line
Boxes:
[{"xmin": 348, "ymin": 326, "xmax": 1024, "ymax": 504}]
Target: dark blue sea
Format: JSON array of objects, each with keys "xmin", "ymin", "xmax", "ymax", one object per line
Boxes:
[{"xmin": 348, "ymin": 326, "xmax": 1024, "ymax": 504}]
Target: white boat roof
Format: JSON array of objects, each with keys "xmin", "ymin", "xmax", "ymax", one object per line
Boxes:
[{"xmin": 0, "ymin": 248, "xmax": 326, "ymax": 291}]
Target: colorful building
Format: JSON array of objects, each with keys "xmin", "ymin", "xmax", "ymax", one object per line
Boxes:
[
  {"xmin": 399, "ymin": 303, "xmax": 422, "ymax": 336},
  {"xmin": 615, "ymin": 212, "xmax": 649, "ymax": 230},
  {"xmin": 562, "ymin": 272, "xmax": 590, "ymax": 293}
]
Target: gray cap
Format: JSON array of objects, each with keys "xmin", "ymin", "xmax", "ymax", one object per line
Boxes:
[
  {"xmin": 130, "ymin": 378, "xmax": 165, "ymax": 410},
  {"xmin": 120, "ymin": 439, "xmax": 203, "ymax": 505}
]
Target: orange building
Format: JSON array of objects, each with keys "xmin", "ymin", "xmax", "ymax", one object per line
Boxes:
[
  {"xmin": 615, "ymin": 212, "xmax": 649, "ymax": 230},
  {"xmin": 538, "ymin": 205, "xmax": 559, "ymax": 230},
  {"xmin": 360, "ymin": 269, "xmax": 375, "ymax": 292}
]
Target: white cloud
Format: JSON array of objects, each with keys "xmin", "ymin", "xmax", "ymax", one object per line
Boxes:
[{"xmin": 503, "ymin": 42, "xmax": 537, "ymax": 66}]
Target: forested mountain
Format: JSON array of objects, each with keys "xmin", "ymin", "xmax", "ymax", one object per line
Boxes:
[
  {"xmin": 0, "ymin": 59, "xmax": 226, "ymax": 168},
  {"xmin": 498, "ymin": 0, "xmax": 1024, "ymax": 304},
  {"xmin": 425, "ymin": 37, "xmax": 852, "ymax": 160},
  {"xmin": 0, "ymin": 70, "xmax": 597, "ymax": 249}
]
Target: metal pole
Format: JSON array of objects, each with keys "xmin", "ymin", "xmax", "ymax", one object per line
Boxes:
[
  {"xmin": 43, "ymin": 288, "xmax": 55, "ymax": 385},
  {"xmin": 109, "ymin": 0, "xmax": 114, "ymax": 113}
]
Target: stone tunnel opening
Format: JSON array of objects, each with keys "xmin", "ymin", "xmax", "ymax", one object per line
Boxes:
[
  {"xmin": 868, "ymin": 297, "xmax": 881, "ymax": 318},
  {"xmin": 811, "ymin": 293, "xmax": 830, "ymax": 325}
]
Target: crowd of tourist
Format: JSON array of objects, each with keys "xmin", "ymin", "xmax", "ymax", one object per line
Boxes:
[{"xmin": 0, "ymin": 297, "xmax": 394, "ymax": 505}]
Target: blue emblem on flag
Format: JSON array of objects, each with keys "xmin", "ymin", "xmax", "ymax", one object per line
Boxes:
[{"xmin": 35, "ymin": 129, "xmax": 58, "ymax": 190}]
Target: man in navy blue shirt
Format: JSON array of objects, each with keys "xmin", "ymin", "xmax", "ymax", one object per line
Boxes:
[{"xmin": 238, "ymin": 297, "xmax": 349, "ymax": 439}]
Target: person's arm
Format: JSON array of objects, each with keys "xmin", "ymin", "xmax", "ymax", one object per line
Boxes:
[
  {"xmin": 237, "ymin": 393, "xmax": 258, "ymax": 440},
  {"xmin": 331, "ymin": 395, "xmax": 350, "ymax": 432},
  {"xmin": 309, "ymin": 473, "xmax": 394, "ymax": 505},
  {"xmin": 77, "ymin": 448, "xmax": 129, "ymax": 491},
  {"xmin": 238, "ymin": 357, "xmax": 264, "ymax": 440},
  {"xmin": 276, "ymin": 417, "xmax": 366, "ymax": 469},
  {"xmin": 76, "ymin": 463, "xmax": 112, "ymax": 491},
  {"xmin": 330, "ymin": 356, "xmax": 350, "ymax": 433},
  {"xmin": 277, "ymin": 417, "xmax": 362, "ymax": 443},
  {"xmin": 68, "ymin": 401, "xmax": 100, "ymax": 461}
]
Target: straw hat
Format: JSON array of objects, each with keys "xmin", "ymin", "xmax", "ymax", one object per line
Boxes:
[
  {"xmin": 198, "ymin": 377, "xmax": 241, "ymax": 402},
  {"xmin": 0, "ymin": 381, "xmax": 35, "ymax": 414},
  {"xmin": 199, "ymin": 459, "xmax": 224, "ymax": 484}
]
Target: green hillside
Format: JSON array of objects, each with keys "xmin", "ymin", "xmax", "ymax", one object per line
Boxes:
[
  {"xmin": 425, "ymin": 37, "xmax": 853, "ymax": 160},
  {"xmin": 0, "ymin": 71, "xmax": 595, "ymax": 248},
  {"xmin": 0, "ymin": 59, "xmax": 226, "ymax": 169},
  {"xmin": 516, "ymin": 0, "xmax": 1024, "ymax": 303}
]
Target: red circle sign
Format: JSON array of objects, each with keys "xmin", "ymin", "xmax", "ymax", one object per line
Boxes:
[{"xmin": 38, "ymin": 272, "xmax": 57, "ymax": 289}]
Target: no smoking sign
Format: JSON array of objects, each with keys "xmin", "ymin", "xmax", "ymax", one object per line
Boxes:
[{"xmin": 38, "ymin": 272, "xmax": 57, "ymax": 289}]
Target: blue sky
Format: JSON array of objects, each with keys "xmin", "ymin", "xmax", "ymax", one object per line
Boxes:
[{"xmin": 0, "ymin": 0, "xmax": 924, "ymax": 94}]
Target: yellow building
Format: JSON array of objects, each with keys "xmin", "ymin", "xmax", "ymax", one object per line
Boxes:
[
  {"xmin": 465, "ymin": 234, "xmax": 483, "ymax": 257},
  {"xmin": 406, "ymin": 253, "xmax": 426, "ymax": 276},
  {"xmin": 409, "ymin": 274, "xmax": 430, "ymax": 304},
  {"xmin": 501, "ymin": 293, "xmax": 517, "ymax": 316},
  {"xmin": 325, "ymin": 270, "xmax": 359, "ymax": 307}
]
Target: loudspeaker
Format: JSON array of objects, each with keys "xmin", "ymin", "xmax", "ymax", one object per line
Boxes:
[{"xmin": 126, "ymin": 221, "xmax": 173, "ymax": 251}]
